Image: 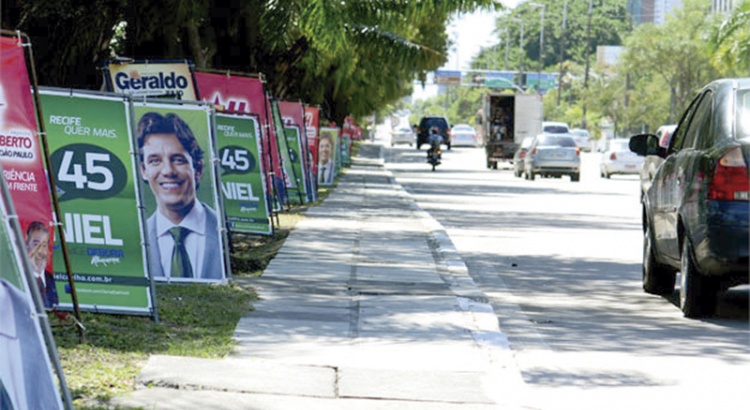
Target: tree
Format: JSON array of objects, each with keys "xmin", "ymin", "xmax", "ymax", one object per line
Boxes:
[
  {"xmin": 2, "ymin": 0, "xmax": 502, "ymax": 124},
  {"xmin": 710, "ymin": 0, "xmax": 750, "ymax": 76},
  {"xmin": 620, "ymin": 0, "xmax": 717, "ymax": 125}
]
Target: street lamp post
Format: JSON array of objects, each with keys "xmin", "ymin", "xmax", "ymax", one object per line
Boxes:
[
  {"xmin": 557, "ymin": 0, "xmax": 568, "ymax": 106},
  {"xmin": 530, "ymin": 3, "xmax": 545, "ymax": 93},
  {"xmin": 510, "ymin": 18, "xmax": 524, "ymax": 89},
  {"xmin": 582, "ymin": 0, "xmax": 593, "ymax": 128}
]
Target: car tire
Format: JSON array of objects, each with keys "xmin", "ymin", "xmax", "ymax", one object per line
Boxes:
[
  {"xmin": 679, "ymin": 239, "xmax": 718, "ymax": 318},
  {"xmin": 642, "ymin": 226, "xmax": 675, "ymax": 295},
  {"xmin": 528, "ymin": 171, "xmax": 535, "ymax": 181},
  {"xmin": 570, "ymin": 173, "xmax": 580, "ymax": 182},
  {"xmin": 514, "ymin": 168, "xmax": 521, "ymax": 178}
]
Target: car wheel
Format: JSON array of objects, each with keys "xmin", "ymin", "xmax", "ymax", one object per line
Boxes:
[
  {"xmin": 679, "ymin": 239, "xmax": 718, "ymax": 318},
  {"xmin": 446, "ymin": 143, "xmax": 451, "ymax": 150},
  {"xmin": 528, "ymin": 171, "xmax": 535, "ymax": 181},
  {"xmin": 570, "ymin": 173, "xmax": 580, "ymax": 182},
  {"xmin": 514, "ymin": 167, "xmax": 521, "ymax": 178},
  {"xmin": 642, "ymin": 226, "xmax": 675, "ymax": 295},
  {"xmin": 409, "ymin": 143, "xmax": 413, "ymax": 147}
]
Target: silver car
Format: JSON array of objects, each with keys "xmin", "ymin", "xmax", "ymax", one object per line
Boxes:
[
  {"xmin": 600, "ymin": 138, "xmax": 644, "ymax": 178},
  {"xmin": 523, "ymin": 134, "xmax": 581, "ymax": 182},
  {"xmin": 390, "ymin": 126, "xmax": 415, "ymax": 146}
]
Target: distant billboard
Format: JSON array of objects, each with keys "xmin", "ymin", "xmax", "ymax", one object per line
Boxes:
[{"xmin": 434, "ymin": 70, "xmax": 462, "ymax": 85}]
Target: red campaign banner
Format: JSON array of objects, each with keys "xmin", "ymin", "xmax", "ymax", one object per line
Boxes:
[
  {"xmin": 303, "ymin": 105, "xmax": 320, "ymax": 174},
  {"xmin": 193, "ymin": 72, "xmax": 283, "ymax": 200},
  {"xmin": 0, "ymin": 36, "xmax": 56, "ymax": 279}
]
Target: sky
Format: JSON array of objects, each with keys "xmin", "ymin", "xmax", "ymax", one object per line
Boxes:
[{"xmin": 413, "ymin": 0, "xmax": 523, "ymax": 101}]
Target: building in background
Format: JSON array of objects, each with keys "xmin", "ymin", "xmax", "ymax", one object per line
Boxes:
[
  {"xmin": 711, "ymin": 0, "xmax": 740, "ymax": 13},
  {"xmin": 629, "ymin": 0, "xmax": 740, "ymax": 24}
]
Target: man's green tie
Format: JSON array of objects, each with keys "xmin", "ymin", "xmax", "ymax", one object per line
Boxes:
[{"xmin": 169, "ymin": 226, "xmax": 193, "ymax": 278}]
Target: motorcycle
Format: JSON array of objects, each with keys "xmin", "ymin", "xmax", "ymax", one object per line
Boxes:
[{"xmin": 426, "ymin": 132, "xmax": 443, "ymax": 171}]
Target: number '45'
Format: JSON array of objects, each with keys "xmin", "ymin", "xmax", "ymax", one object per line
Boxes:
[{"xmin": 58, "ymin": 151, "xmax": 113, "ymax": 190}]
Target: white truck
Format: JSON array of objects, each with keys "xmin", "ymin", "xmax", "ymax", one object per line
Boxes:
[{"xmin": 476, "ymin": 92, "xmax": 543, "ymax": 169}]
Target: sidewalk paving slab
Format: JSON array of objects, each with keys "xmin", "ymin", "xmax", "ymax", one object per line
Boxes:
[{"xmin": 111, "ymin": 142, "xmax": 527, "ymax": 409}]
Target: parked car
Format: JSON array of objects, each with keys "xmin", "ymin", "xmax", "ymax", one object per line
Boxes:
[
  {"xmin": 512, "ymin": 136, "xmax": 534, "ymax": 178},
  {"xmin": 390, "ymin": 126, "xmax": 415, "ymax": 146},
  {"xmin": 629, "ymin": 78, "xmax": 749, "ymax": 318},
  {"xmin": 599, "ymin": 138, "xmax": 644, "ymax": 178},
  {"xmin": 523, "ymin": 133, "xmax": 581, "ymax": 181},
  {"xmin": 449, "ymin": 124, "xmax": 479, "ymax": 147},
  {"xmin": 570, "ymin": 128, "xmax": 591, "ymax": 152},
  {"xmin": 416, "ymin": 116, "xmax": 451, "ymax": 150},
  {"xmin": 639, "ymin": 124, "xmax": 676, "ymax": 197},
  {"xmin": 541, "ymin": 121, "xmax": 570, "ymax": 134}
]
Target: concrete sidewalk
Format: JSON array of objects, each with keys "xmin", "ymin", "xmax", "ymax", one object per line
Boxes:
[{"xmin": 112, "ymin": 143, "xmax": 527, "ymax": 409}]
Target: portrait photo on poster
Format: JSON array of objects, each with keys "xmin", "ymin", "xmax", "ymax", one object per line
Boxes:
[
  {"xmin": 317, "ymin": 131, "xmax": 335, "ymax": 185},
  {"xmin": 135, "ymin": 110, "xmax": 224, "ymax": 281},
  {"xmin": 23, "ymin": 221, "xmax": 57, "ymax": 309}
]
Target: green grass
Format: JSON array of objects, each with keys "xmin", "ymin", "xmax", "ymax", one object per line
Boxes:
[{"xmin": 52, "ymin": 166, "xmax": 342, "ymax": 408}]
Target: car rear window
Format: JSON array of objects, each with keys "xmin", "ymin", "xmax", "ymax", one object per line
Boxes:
[
  {"xmin": 543, "ymin": 125, "xmax": 569, "ymax": 134},
  {"xmin": 538, "ymin": 136, "xmax": 576, "ymax": 147},
  {"xmin": 738, "ymin": 89, "xmax": 750, "ymax": 141}
]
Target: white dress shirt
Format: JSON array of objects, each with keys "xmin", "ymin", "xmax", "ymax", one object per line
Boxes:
[{"xmin": 155, "ymin": 202, "xmax": 208, "ymax": 278}]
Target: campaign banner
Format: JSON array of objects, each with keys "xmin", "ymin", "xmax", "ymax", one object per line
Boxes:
[
  {"xmin": 0, "ymin": 165, "xmax": 65, "ymax": 410},
  {"xmin": 194, "ymin": 71, "xmax": 283, "ymax": 211},
  {"xmin": 269, "ymin": 99, "xmax": 298, "ymax": 191},
  {"xmin": 280, "ymin": 101, "xmax": 314, "ymax": 202},
  {"xmin": 39, "ymin": 89, "xmax": 153, "ymax": 314},
  {"xmin": 132, "ymin": 101, "xmax": 229, "ymax": 282},
  {"xmin": 304, "ymin": 105, "xmax": 320, "ymax": 172},
  {"xmin": 317, "ymin": 127, "xmax": 339, "ymax": 186},
  {"xmin": 284, "ymin": 126, "xmax": 308, "ymax": 204},
  {"xmin": 340, "ymin": 133, "xmax": 352, "ymax": 167},
  {"xmin": 0, "ymin": 35, "xmax": 57, "ymax": 308},
  {"xmin": 215, "ymin": 113, "xmax": 272, "ymax": 235},
  {"xmin": 104, "ymin": 60, "xmax": 197, "ymax": 100}
]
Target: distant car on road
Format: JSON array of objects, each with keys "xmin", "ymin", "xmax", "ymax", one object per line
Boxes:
[
  {"xmin": 449, "ymin": 124, "xmax": 479, "ymax": 147},
  {"xmin": 600, "ymin": 138, "xmax": 644, "ymax": 178},
  {"xmin": 541, "ymin": 121, "xmax": 571, "ymax": 135},
  {"xmin": 512, "ymin": 136, "xmax": 534, "ymax": 178},
  {"xmin": 629, "ymin": 78, "xmax": 749, "ymax": 318},
  {"xmin": 523, "ymin": 133, "xmax": 580, "ymax": 182},
  {"xmin": 570, "ymin": 128, "xmax": 591, "ymax": 152},
  {"xmin": 390, "ymin": 126, "xmax": 415, "ymax": 147}
]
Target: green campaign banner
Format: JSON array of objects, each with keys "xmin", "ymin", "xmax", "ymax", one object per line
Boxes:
[
  {"xmin": 132, "ymin": 101, "xmax": 230, "ymax": 283},
  {"xmin": 39, "ymin": 90, "xmax": 153, "ymax": 315},
  {"xmin": 215, "ymin": 113, "xmax": 272, "ymax": 235},
  {"xmin": 284, "ymin": 126, "xmax": 308, "ymax": 205},
  {"xmin": 270, "ymin": 100, "xmax": 299, "ymax": 192},
  {"xmin": 340, "ymin": 133, "xmax": 352, "ymax": 167}
]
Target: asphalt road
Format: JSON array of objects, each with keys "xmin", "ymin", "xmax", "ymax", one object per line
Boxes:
[{"xmin": 381, "ymin": 142, "xmax": 749, "ymax": 410}]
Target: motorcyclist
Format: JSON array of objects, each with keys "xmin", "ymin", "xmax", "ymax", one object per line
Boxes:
[{"xmin": 427, "ymin": 127, "xmax": 443, "ymax": 162}]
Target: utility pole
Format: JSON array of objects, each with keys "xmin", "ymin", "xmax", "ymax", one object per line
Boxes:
[
  {"xmin": 530, "ymin": 3, "xmax": 545, "ymax": 92},
  {"xmin": 582, "ymin": 0, "xmax": 593, "ymax": 129},
  {"xmin": 504, "ymin": 27, "xmax": 510, "ymax": 71},
  {"xmin": 511, "ymin": 18, "xmax": 524, "ymax": 89},
  {"xmin": 557, "ymin": 0, "xmax": 568, "ymax": 107}
]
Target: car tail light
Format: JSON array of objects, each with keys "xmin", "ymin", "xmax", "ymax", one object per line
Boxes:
[
  {"xmin": 576, "ymin": 147, "xmax": 581, "ymax": 156},
  {"xmin": 609, "ymin": 152, "xmax": 617, "ymax": 161},
  {"xmin": 707, "ymin": 147, "xmax": 749, "ymax": 201},
  {"xmin": 519, "ymin": 150, "xmax": 526, "ymax": 159},
  {"xmin": 531, "ymin": 147, "xmax": 537, "ymax": 156}
]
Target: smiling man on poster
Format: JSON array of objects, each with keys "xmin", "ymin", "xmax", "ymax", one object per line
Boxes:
[{"xmin": 136, "ymin": 111, "xmax": 223, "ymax": 280}]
